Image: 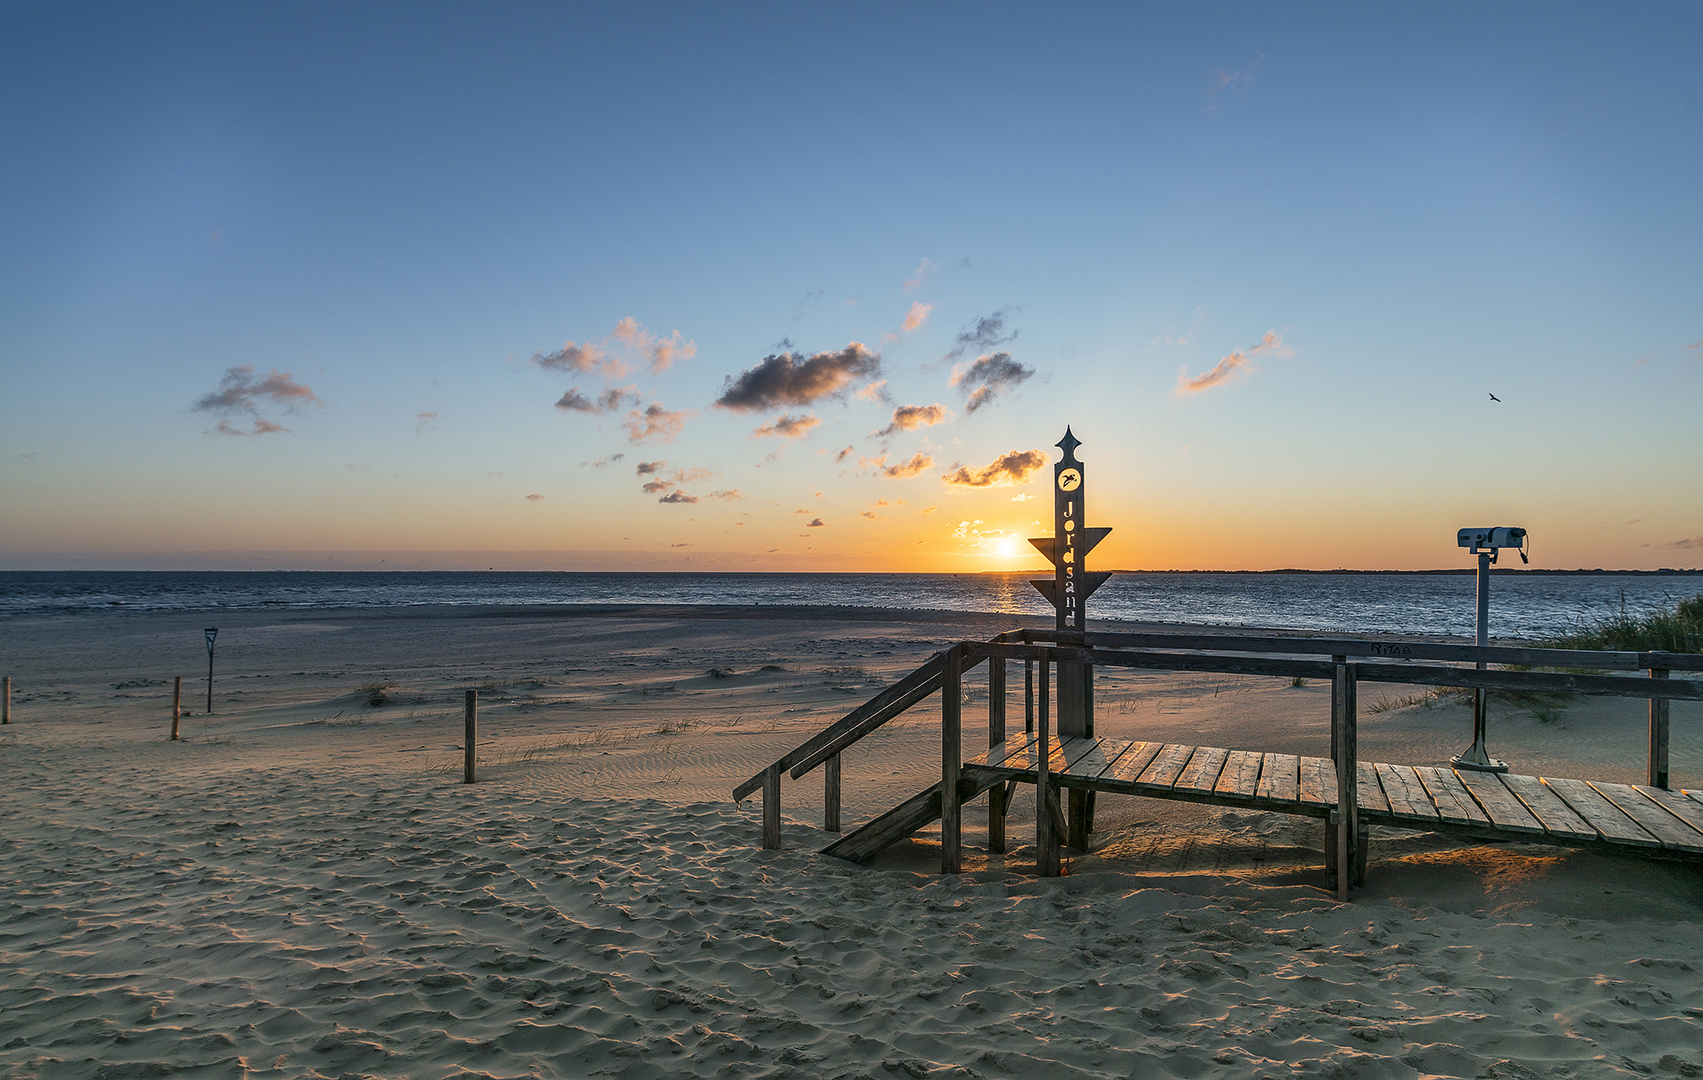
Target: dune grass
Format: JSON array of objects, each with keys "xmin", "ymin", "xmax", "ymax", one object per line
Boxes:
[{"xmin": 1539, "ymin": 593, "xmax": 1703, "ymax": 654}]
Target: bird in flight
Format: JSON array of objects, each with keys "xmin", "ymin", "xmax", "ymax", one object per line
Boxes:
[{"xmin": 1488, "ymin": 393, "xmax": 1501, "ymax": 402}]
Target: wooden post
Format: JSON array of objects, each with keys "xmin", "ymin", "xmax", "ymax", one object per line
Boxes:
[
  {"xmin": 987, "ymin": 656, "xmax": 1007, "ymax": 853},
  {"xmin": 1025, "ymin": 659, "xmax": 1034, "ymax": 734},
  {"xmin": 762, "ymin": 764, "xmax": 781, "ymax": 848},
  {"xmin": 824, "ymin": 752, "xmax": 842, "ymax": 833},
  {"xmin": 1036, "ymin": 656, "xmax": 1059, "ymax": 877},
  {"xmin": 1649, "ymin": 668, "xmax": 1670, "ymax": 790},
  {"xmin": 171, "ymin": 676, "xmax": 181, "ymax": 741},
  {"xmin": 941, "ymin": 645, "xmax": 963, "ymax": 874},
  {"xmin": 1331, "ymin": 661, "xmax": 1358, "ymax": 900},
  {"xmin": 2, "ymin": 675, "xmax": 9, "ymax": 724},
  {"xmin": 463, "ymin": 689, "xmax": 477, "ymax": 784}
]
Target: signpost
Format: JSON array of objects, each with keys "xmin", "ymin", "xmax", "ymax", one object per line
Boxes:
[
  {"xmin": 1028, "ymin": 428, "xmax": 1113, "ymax": 852},
  {"xmin": 204, "ymin": 627, "xmax": 218, "ymax": 715}
]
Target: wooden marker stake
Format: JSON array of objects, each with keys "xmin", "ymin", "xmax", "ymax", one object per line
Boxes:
[
  {"xmin": 172, "ymin": 676, "xmax": 181, "ymax": 741},
  {"xmin": 464, "ymin": 689, "xmax": 477, "ymax": 784},
  {"xmin": 2, "ymin": 675, "xmax": 9, "ymax": 724}
]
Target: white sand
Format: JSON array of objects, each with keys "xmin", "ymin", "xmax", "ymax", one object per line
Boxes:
[{"xmin": 2, "ymin": 605, "xmax": 1701, "ymax": 1079}]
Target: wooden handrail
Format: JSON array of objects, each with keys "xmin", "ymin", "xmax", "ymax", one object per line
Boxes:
[{"xmin": 1010, "ymin": 628, "xmax": 1703, "ymax": 673}]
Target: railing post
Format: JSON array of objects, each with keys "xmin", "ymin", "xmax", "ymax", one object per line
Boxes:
[
  {"xmin": 941, "ymin": 645, "xmax": 963, "ymax": 874},
  {"xmin": 1036, "ymin": 655, "xmax": 1059, "ymax": 877},
  {"xmin": 1331, "ymin": 660, "xmax": 1358, "ymax": 900},
  {"xmin": 1649, "ymin": 668, "xmax": 1670, "ymax": 790},
  {"xmin": 464, "ymin": 689, "xmax": 478, "ymax": 784},
  {"xmin": 987, "ymin": 655, "xmax": 1008, "ymax": 853},
  {"xmin": 763, "ymin": 764, "xmax": 782, "ymax": 849},
  {"xmin": 824, "ymin": 752, "xmax": 841, "ymax": 833},
  {"xmin": 1024, "ymin": 659, "xmax": 1035, "ymax": 734},
  {"xmin": 171, "ymin": 676, "xmax": 181, "ymax": 741}
]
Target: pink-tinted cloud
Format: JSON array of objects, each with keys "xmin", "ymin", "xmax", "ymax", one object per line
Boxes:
[
  {"xmin": 642, "ymin": 479, "xmax": 674, "ymax": 494},
  {"xmin": 636, "ymin": 460, "xmax": 666, "ymax": 475},
  {"xmin": 706, "ymin": 489, "xmax": 742, "ymax": 502},
  {"xmin": 941, "ymin": 448, "xmax": 1047, "ymax": 487},
  {"xmin": 535, "ymin": 317, "xmax": 695, "ymax": 380},
  {"xmin": 611, "ymin": 316, "xmax": 697, "ymax": 372},
  {"xmin": 214, "ymin": 418, "xmax": 290, "ymax": 436},
  {"xmin": 834, "ymin": 445, "xmax": 855, "ymax": 463},
  {"xmin": 1176, "ymin": 329, "xmax": 1293, "ymax": 395},
  {"xmin": 197, "ymin": 367, "xmax": 319, "ymax": 434},
  {"xmin": 752, "ymin": 413, "xmax": 821, "ymax": 439},
  {"xmin": 556, "ymin": 385, "xmax": 641, "ymax": 413},
  {"xmin": 525, "ymin": 493, "xmax": 545, "ymax": 502},
  {"xmin": 806, "ymin": 517, "xmax": 826, "ymax": 527},
  {"xmin": 861, "ymin": 452, "xmax": 934, "ymax": 479},
  {"xmin": 886, "ymin": 301, "xmax": 934, "ymax": 340},
  {"xmin": 875, "ymin": 403, "xmax": 948, "ymax": 438},
  {"xmin": 533, "ymin": 341, "xmax": 617, "ymax": 376},
  {"xmin": 624, "ymin": 402, "xmax": 688, "ymax": 443},
  {"xmin": 903, "ymin": 258, "xmax": 936, "ymax": 290},
  {"xmin": 714, "ymin": 343, "xmax": 881, "ymax": 410},
  {"xmin": 659, "ymin": 490, "xmax": 699, "ymax": 504},
  {"xmin": 1667, "ymin": 536, "xmax": 1703, "ymax": 549},
  {"xmin": 415, "ymin": 411, "xmax": 437, "ymax": 433}
]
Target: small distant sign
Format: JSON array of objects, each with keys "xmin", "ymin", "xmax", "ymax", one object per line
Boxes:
[{"xmin": 205, "ymin": 627, "xmax": 218, "ymax": 652}]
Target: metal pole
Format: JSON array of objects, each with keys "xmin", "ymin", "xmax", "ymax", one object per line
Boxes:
[{"xmin": 1452, "ymin": 551, "xmax": 1507, "ymax": 772}]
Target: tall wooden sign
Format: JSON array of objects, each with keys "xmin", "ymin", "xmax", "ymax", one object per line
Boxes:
[{"xmin": 1028, "ymin": 428, "xmax": 1113, "ymax": 850}]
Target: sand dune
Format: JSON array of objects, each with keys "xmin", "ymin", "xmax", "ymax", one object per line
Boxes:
[{"xmin": 3, "ymin": 605, "xmax": 1700, "ymax": 1077}]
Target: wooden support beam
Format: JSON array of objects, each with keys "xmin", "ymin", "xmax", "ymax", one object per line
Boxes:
[
  {"xmin": 463, "ymin": 689, "xmax": 477, "ymax": 785},
  {"xmin": 988, "ymin": 656, "xmax": 1007, "ymax": 854},
  {"xmin": 171, "ymin": 676, "xmax": 181, "ymax": 741},
  {"xmin": 1649, "ymin": 668, "xmax": 1670, "ymax": 790},
  {"xmin": 941, "ymin": 645, "xmax": 963, "ymax": 874},
  {"xmin": 1036, "ymin": 658, "xmax": 1059, "ymax": 876},
  {"xmin": 824, "ymin": 752, "xmax": 841, "ymax": 834},
  {"xmin": 762, "ymin": 764, "xmax": 782, "ymax": 849},
  {"xmin": 1332, "ymin": 660, "xmax": 1358, "ymax": 898}
]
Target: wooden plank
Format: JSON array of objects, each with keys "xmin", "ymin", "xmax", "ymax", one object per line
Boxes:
[
  {"xmin": 1499, "ymin": 773, "xmax": 1595, "ymax": 841},
  {"xmin": 1055, "ymin": 736, "xmax": 1104, "ymax": 775},
  {"xmin": 1636, "ymin": 785, "xmax": 1703, "ymax": 841},
  {"xmin": 1543, "ymin": 777, "xmax": 1659, "ymax": 848},
  {"xmin": 1103, "ymin": 741, "xmax": 1164, "ymax": 786},
  {"xmin": 1455, "ymin": 771, "xmax": 1545, "ymax": 836},
  {"xmin": 1256, "ymin": 753, "xmax": 1299, "ymax": 803},
  {"xmin": 1136, "ymin": 744, "xmax": 1196, "ymax": 789},
  {"xmin": 1355, "ymin": 760, "xmax": 1390, "ymax": 815},
  {"xmin": 1175, "ymin": 746, "xmax": 1230, "ymax": 793},
  {"xmin": 1214, "ymin": 750, "xmax": 1263, "ymax": 798},
  {"xmin": 1060, "ymin": 737, "xmax": 1133, "ymax": 782},
  {"xmin": 821, "ymin": 772, "xmax": 1004, "ymax": 863},
  {"xmin": 1414, "ymin": 767, "xmax": 1490, "ymax": 827},
  {"xmin": 964, "ymin": 730, "xmax": 1036, "ymax": 770},
  {"xmin": 1374, "ymin": 764, "xmax": 1439, "ymax": 823},
  {"xmin": 1298, "ymin": 757, "xmax": 1338, "ymax": 808},
  {"xmin": 1588, "ymin": 782, "xmax": 1703, "ymax": 854}
]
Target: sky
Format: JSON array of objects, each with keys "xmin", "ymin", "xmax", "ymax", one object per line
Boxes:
[{"xmin": 2, "ymin": 1, "xmax": 1700, "ymax": 573}]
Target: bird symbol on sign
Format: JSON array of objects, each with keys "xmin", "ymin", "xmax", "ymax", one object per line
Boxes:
[{"xmin": 1487, "ymin": 393, "xmax": 1501, "ymax": 402}]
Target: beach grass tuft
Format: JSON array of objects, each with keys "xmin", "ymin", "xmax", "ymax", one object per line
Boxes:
[{"xmin": 1539, "ymin": 593, "xmax": 1703, "ymax": 654}]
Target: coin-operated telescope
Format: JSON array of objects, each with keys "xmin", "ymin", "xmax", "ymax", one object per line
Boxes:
[{"xmin": 1451, "ymin": 525, "xmax": 1529, "ymax": 772}]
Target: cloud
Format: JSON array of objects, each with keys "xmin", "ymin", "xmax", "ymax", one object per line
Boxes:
[
  {"xmin": 624, "ymin": 401, "xmax": 688, "ymax": 443},
  {"xmin": 1667, "ymin": 536, "xmax": 1703, "ymax": 549},
  {"xmin": 659, "ymin": 491, "xmax": 699, "ymax": 504},
  {"xmin": 941, "ymin": 448, "xmax": 1048, "ymax": 487},
  {"xmin": 866, "ymin": 452, "xmax": 933, "ymax": 479},
  {"xmin": 856, "ymin": 379, "xmax": 890, "ymax": 403},
  {"xmin": 951, "ymin": 352, "xmax": 1034, "ymax": 414},
  {"xmin": 886, "ymin": 301, "xmax": 934, "ymax": 340},
  {"xmin": 714, "ymin": 343, "xmax": 881, "ymax": 411},
  {"xmin": 525, "ymin": 493, "xmax": 545, "ymax": 502},
  {"xmin": 1010, "ymin": 493, "xmax": 1036, "ymax": 502},
  {"xmin": 415, "ymin": 411, "xmax": 437, "ymax": 433},
  {"xmin": 806, "ymin": 518, "xmax": 826, "ymax": 527},
  {"xmin": 675, "ymin": 466, "xmax": 713, "ymax": 483},
  {"xmin": 636, "ymin": 460, "xmax": 666, "ymax": 475},
  {"xmin": 533, "ymin": 341, "xmax": 615, "ymax": 376},
  {"xmin": 215, "ymin": 418, "xmax": 289, "ymax": 436},
  {"xmin": 195, "ymin": 367, "xmax": 320, "ymax": 434},
  {"xmin": 875, "ymin": 403, "xmax": 948, "ymax": 438},
  {"xmin": 944, "ymin": 309, "xmax": 1018, "ymax": 362},
  {"xmin": 1686, "ymin": 339, "xmax": 1702, "ymax": 356},
  {"xmin": 861, "ymin": 511, "xmax": 878, "ymax": 519},
  {"xmin": 611, "ymin": 316, "xmax": 697, "ymax": 373},
  {"xmin": 535, "ymin": 317, "xmax": 696, "ymax": 379},
  {"xmin": 1208, "ymin": 56, "xmax": 1262, "ymax": 106},
  {"xmin": 707, "ymin": 489, "xmax": 743, "ymax": 501},
  {"xmin": 752, "ymin": 413, "xmax": 821, "ymax": 439},
  {"xmin": 556, "ymin": 385, "xmax": 641, "ymax": 413},
  {"xmin": 582, "ymin": 453, "xmax": 625, "ymax": 468},
  {"xmin": 904, "ymin": 258, "xmax": 936, "ymax": 290},
  {"xmin": 834, "ymin": 445, "xmax": 855, "ymax": 463},
  {"xmin": 1176, "ymin": 329, "xmax": 1292, "ymax": 395},
  {"xmin": 642, "ymin": 479, "xmax": 674, "ymax": 494}
]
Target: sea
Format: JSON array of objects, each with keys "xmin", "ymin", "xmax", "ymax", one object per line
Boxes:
[{"xmin": 3, "ymin": 570, "xmax": 1701, "ymax": 641}]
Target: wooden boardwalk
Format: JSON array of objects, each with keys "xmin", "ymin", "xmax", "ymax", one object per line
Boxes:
[{"xmin": 940, "ymin": 732, "xmax": 1703, "ymax": 857}]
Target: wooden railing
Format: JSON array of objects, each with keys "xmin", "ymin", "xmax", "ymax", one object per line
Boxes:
[{"xmin": 736, "ymin": 628, "xmax": 1702, "ymax": 878}]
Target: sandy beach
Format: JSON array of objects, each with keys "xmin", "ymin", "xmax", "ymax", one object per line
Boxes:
[{"xmin": 3, "ymin": 604, "xmax": 1701, "ymax": 1079}]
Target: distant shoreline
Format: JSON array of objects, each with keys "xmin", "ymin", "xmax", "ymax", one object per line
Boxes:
[{"xmin": 1, "ymin": 567, "xmax": 1699, "ymax": 576}]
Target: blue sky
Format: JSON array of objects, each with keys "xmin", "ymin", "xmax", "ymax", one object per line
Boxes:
[{"xmin": 2, "ymin": 2, "xmax": 1700, "ymax": 571}]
